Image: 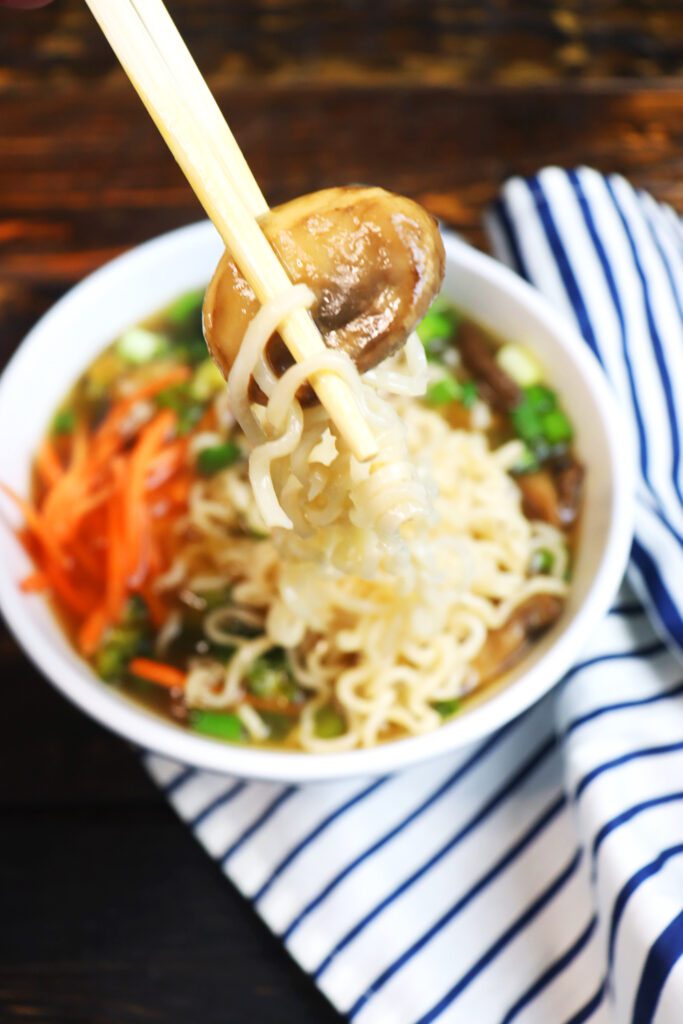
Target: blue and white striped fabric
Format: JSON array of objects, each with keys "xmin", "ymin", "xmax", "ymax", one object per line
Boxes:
[{"xmin": 145, "ymin": 168, "xmax": 683, "ymax": 1024}]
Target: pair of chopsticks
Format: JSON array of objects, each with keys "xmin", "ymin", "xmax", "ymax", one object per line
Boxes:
[{"xmin": 83, "ymin": 0, "xmax": 378, "ymax": 462}]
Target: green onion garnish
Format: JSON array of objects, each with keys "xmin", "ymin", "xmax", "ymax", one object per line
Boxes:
[
  {"xmin": 167, "ymin": 289, "xmax": 205, "ymax": 325},
  {"xmin": 425, "ymin": 377, "xmax": 461, "ymax": 406},
  {"xmin": 52, "ymin": 408, "xmax": 76, "ymax": 436},
  {"xmin": 532, "ymin": 549, "xmax": 555, "ymax": 574},
  {"xmin": 197, "ymin": 442, "xmax": 241, "ymax": 476},
  {"xmin": 190, "ymin": 710, "xmax": 244, "ymax": 741},
  {"xmin": 433, "ymin": 699, "xmax": 462, "ymax": 718},
  {"xmin": 314, "ymin": 705, "xmax": 346, "ymax": 739},
  {"xmin": 540, "ymin": 409, "xmax": 573, "ymax": 445}
]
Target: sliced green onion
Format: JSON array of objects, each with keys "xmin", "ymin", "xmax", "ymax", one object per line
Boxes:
[
  {"xmin": 259, "ymin": 711, "xmax": 295, "ymax": 741},
  {"xmin": 496, "ymin": 343, "xmax": 543, "ymax": 387},
  {"xmin": 190, "ymin": 709, "xmax": 244, "ymax": 741},
  {"xmin": 247, "ymin": 650, "xmax": 302, "ymax": 704},
  {"xmin": 425, "ymin": 377, "xmax": 461, "ymax": 406},
  {"xmin": 417, "ymin": 308, "xmax": 459, "ymax": 360},
  {"xmin": 155, "ymin": 385, "xmax": 204, "ymax": 435},
  {"xmin": 524, "ymin": 384, "xmax": 557, "ymax": 415},
  {"xmin": 95, "ymin": 623, "xmax": 149, "ymax": 682},
  {"xmin": 175, "ymin": 336, "xmax": 210, "ymax": 366},
  {"xmin": 121, "ymin": 594, "xmax": 149, "ymax": 626},
  {"xmin": 314, "ymin": 705, "xmax": 346, "ymax": 739},
  {"xmin": 510, "ymin": 400, "xmax": 544, "ymax": 444},
  {"xmin": 190, "ymin": 358, "xmax": 225, "ymax": 401},
  {"xmin": 52, "ymin": 408, "xmax": 76, "ymax": 436},
  {"xmin": 197, "ymin": 442, "xmax": 241, "ymax": 475},
  {"xmin": 167, "ymin": 289, "xmax": 205, "ymax": 325},
  {"xmin": 459, "ymin": 380, "xmax": 478, "ymax": 408},
  {"xmin": 116, "ymin": 328, "xmax": 168, "ymax": 365},
  {"xmin": 541, "ymin": 409, "xmax": 573, "ymax": 445},
  {"xmin": 433, "ymin": 698, "xmax": 462, "ymax": 718},
  {"xmin": 531, "ymin": 548, "xmax": 555, "ymax": 574}
]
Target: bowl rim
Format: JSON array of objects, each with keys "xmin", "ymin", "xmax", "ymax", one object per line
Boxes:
[{"xmin": 0, "ymin": 221, "xmax": 635, "ymax": 782}]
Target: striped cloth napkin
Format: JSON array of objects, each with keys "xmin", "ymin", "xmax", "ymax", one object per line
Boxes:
[{"xmin": 146, "ymin": 168, "xmax": 683, "ymax": 1024}]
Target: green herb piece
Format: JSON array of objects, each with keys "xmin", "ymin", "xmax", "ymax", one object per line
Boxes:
[
  {"xmin": 433, "ymin": 698, "xmax": 462, "ymax": 718},
  {"xmin": 116, "ymin": 328, "xmax": 168, "ymax": 365},
  {"xmin": 247, "ymin": 649, "xmax": 301, "ymax": 704},
  {"xmin": 531, "ymin": 548, "xmax": 555, "ymax": 574},
  {"xmin": 174, "ymin": 336, "xmax": 210, "ymax": 366},
  {"xmin": 259, "ymin": 711, "xmax": 296, "ymax": 742},
  {"xmin": 197, "ymin": 442, "xmax": 241, "ymax": 476},
  {"xmin": 425, "ymin": 377, "xmax": 461, "ymax": 406},
  {"xmin": 121, "ymin": 594, "xmax": 150, "ymax": 627},
  {"xmin": 95, "ymin": 624, "xmax": 149, "ymax": 683},
  {"xmin": 190, "ymin": 709, "xmax": 244, "ymax": 742},
  {"xmin": 524, "ymin": 384, "xmax": 557, "ymax": 415},
  {"xmin": 417, "ymin": 308, "xmax": 459, "ymax": 360},
  {"xmin": 52, "ymin": 408, "xmax": 76, "ymax": 436},
  {"xmin": 459, "ymin": 380, "xmax": 479, "ymax": 408},
  {"xmin": 155, "ymin": 384, "xmax": 204, "ymax": 435},
  {"xmin": 167, "ymin": 289, "xmax": 205, "ymax": 325},
  {"xmin": 510, "ymin": 400, "xmax": 544, "ymax": 445},
  {"xmin": 540, "ymin": 409, "xmax": 573, "ymax": 445},
  {"xmin": 190, "ymin": 358, "xmax": 225, "ymax": 401},
  {"xmin": 314, "ymin": 705, "xmax": 346, "ymax": 739}
]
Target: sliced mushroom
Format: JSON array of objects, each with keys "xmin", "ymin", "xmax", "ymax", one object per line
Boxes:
[
  {"xmin": 457, "ymin": 321, "xmax": 522, "ymax": 412},
  {"xmin": 553, "ymin": 455, "xmax": 585, "ymax": 528},
  {"xmin": 203, "ymin": 186, "xmax": 445, "ymax": 403},
  {"xmin": 517, "ymin": 470, "xmax": 561, "ymax": 527},
  {"xmin": 517, "ymin": 456, "xmax": 585, "ymax": 530},
  {"xmin": 472, "ymin": 594, "xmax": 564, "ymax": 686}
]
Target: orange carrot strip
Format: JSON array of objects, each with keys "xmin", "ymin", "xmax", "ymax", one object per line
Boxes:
[
  {"xmin": 124, "ymin": 365, "xmax": 191, "ymax": 405},
  {"xmin": 20, "ymin": 570, "xmax": 48, "ymax": 593},
  {"xmin": 78, "ymin": 604, "xmax": 109, "ymax": 656},
  {"xmin": 105, "ymin": 460, "xmax": 128, "ymax": 621},
  {"xmin": 139, "ymin": 585, "xmax": 168, "ymax": 628},
  {"xmin": 129, "ymin": 658, "xmax": 186, "ymax": 690},
  {"xmin": 123, "ymin": 409, "xmax": 177, "ymax": 578},
  {"xmin": 0, "ymin": 482, "xmax": 67, "ymax": 567},
  {"xmin": 41, "ymin": 422, "xmax": 89, "ymax": 537},
  {"xmin": 146, "ymin": 440, "xmax": 188, "ymax": 488},
  {"xmin": 242, "ymin": 695, "xmax": 303, "ymax": 717},
  {"xmin": 42, "ymin": 560, "xmax": 95, "ymax": 617},
  {"xmin": 35, "ymin": 438, "xmax": 63, "ymax": 488}
]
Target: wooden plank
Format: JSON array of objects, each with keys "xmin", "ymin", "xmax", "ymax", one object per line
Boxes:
[{"xmin": 0, "ymin": 0, "xmax": 681, "ymax": 87}]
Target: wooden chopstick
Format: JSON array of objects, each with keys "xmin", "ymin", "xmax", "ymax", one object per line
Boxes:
[
  {"xmin": 129, "ymin": 0, "xmax": 268, "ymax": 219},
  {"xmin": 83, "ymin": 0, "xmax": 378, "ymax": 462}
]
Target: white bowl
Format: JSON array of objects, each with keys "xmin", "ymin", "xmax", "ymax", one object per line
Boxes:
[{"xmin": 0, "ymin": 222, "xmax": 634, "ymax": 782}]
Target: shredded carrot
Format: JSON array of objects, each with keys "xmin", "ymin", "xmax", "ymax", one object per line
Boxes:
[
  {"xmin": 78, "ymin": 604, "xmax": 109, "ymax": 657},
  {"xmin": 105, "ymin": 460, "xmax": 128, "ymax": 621},
  {"xmin": 129, "ymin": 658, "xmax": 186, "ymax": 690},
  {"xmin": 0, "ymin": 482, "xmax": 68, "ymax": 567},
  {"xmin": 42, "ymin": 560, "xmax": 96, "ymax": 617},
  {"xmin": 123, "ymin": 409, "xmax": 176, "ymax": 576},
  {"xmin": 242, "ymin": 695, "xmax": 303, "ymax": 717},
  {"xmin": 35, "ymin": 438, "xmax": 63, "ymax": 488},
  {"xmin": 124, "ymin": 365, "xmax": 191, "ymax": 405},
  {"xmin": 5, "ymin": 360, "xmax": 199, "ymax": 662},
  {"xmin": 20, "ymin": 570, "xmax": 48, "ymax": 593}
]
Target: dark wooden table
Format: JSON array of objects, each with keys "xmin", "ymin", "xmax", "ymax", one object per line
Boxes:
[{"xmin": 1, "ymin": 3, "xmax": 682, "ymax": 1021}]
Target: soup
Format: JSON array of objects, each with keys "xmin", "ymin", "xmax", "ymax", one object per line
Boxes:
[{"xmin": 12, "ymin": 289, "xmax": 581, "ymax": 751}]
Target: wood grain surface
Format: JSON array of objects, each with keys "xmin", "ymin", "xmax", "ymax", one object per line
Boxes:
[{"xmin": 1, "ymin": 2, "xmax": 682, "ymax": 1021}]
